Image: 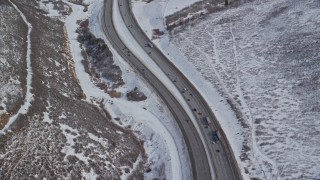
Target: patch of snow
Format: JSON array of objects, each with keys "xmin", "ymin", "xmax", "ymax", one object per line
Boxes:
[
  {"xmin": 82, "ymin": 169, "xmax": 98, "ymax": 180},
  {"xmin": 38, "ymin": 0, "xmax": 61, "ymax": 17},
  {"xmin": 116, "ymin": 130, "xmax": 123, "ymax": 134},
  {"xmin": 42, "ymin": 111, "xmax": 51, "ymax": 123},
  {"xmin": 61, "ymin": 92, "xmax": 69, "ymax": 97},
  {"xmin": 87, "ymin": 132, "xmax": 109, "ymax": 148},
  {"xmin": 59, "ymin": 123, "xmax": 79, "ymax": 157},
  {"xmin": 164, "ymin": 0, "xmax": 202, "ymax": 17},
  {"xmin": 43, "ymin": 100, "xmax": 53, "ymax": 124},
  {"xmin": 59, "ymin": 123, "xmax": 98, "ymax": 178},
  {"xmin": 58, "ymin": 111, "xmax": 67, "ymax": 120}
]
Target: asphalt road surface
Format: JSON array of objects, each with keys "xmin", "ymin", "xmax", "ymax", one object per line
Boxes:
[{"xmin": 102, "ymin": 0, "xmax": 241, "ymax": 179}]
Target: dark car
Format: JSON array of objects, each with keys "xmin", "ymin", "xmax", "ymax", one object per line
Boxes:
[{"xmin": 211, "ymin": 131, "xmax": 220, "ymax": 143}]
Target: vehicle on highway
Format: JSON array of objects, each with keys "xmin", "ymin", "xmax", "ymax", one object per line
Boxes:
[
  {"xmin": 181, "ymin": 87, "xmax": 187, "ymax": 93},
  {"xmin": 103, "ymin": 1, "xmax": 241, "ymax": 178},
  {"xmin": 211, "ymin": 131, "xmax": 220, "ymax": 144},
  {"xmin": 202, "ymin": 116, "xmax": 211, "ymax": 128},
  {"xmin": 146, "ymin": 42, "xmax": 153, "ymax": 48}
]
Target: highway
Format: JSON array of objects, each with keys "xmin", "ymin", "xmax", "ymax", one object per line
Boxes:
[{"xmin": 102, "ymin": 0, "xmax": 241, "ymax": 179}]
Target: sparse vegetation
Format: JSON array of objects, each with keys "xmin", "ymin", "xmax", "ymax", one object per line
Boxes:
[
  {"xmin": 76, "ymin": 19, "xmax": 125, "ymax": 91},
  {"xmin": 0, "ymin": 0, "xmax": 146, "ymax": 179},
  {"xmin": 0, "ymin": 0, "xmax": 28, "ymax": 129}
]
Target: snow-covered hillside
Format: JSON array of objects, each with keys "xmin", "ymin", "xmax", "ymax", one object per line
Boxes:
[
  {"xmin": 164, "ymin": 0, "xmax": 201, "ymax": 16},
  {"xmin": 0, "ymin": 1, "xmax": 27, "ymax": 131},
  {"xmin": 171, "ymin": 0, "xmax": 320, "ymax": 179},
  {"xmin": 132, "ymin": 0, "xmax": 320, "ymax": 179}
]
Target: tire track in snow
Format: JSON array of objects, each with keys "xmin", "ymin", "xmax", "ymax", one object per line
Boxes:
[{"xmin": 0, "ymin": 0, "xmax": 34, "ymax": 134}]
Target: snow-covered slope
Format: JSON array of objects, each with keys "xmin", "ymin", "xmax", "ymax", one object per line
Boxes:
[
  {"xmin": 164, "ymin": 0, "xmax": 201, "ymax": 16},
  {"xmin": 0, "ymin": 0, "xmax": 34, "ymax": 134},
  {"xmin": 132, "ymin": 0, "xmax": 320, "ymax": 179},
  {"xmin": 171, "ymin": 0, "xmax": 320, "ymax": 179},
  {"xmin": 0, "ymin": 0, "xmax": 27, "ymax": 132}
]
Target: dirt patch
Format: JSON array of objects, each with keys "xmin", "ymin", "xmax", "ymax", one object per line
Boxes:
[
  {"xmin": 108, "ymin": 90, "xmax": 122, "ymax": 98},
  {"xmin": 0, "ymin": 113, "xmax": 10, "ymax": 130},
  {"xmin": 151, "ymin": 29, "xmax": 164, "ymax": 39}
]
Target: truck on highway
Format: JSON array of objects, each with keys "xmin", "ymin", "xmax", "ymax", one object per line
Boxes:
[{"xmin": 202, "ymin": 116, "xmax": 211, "ymax": 128}]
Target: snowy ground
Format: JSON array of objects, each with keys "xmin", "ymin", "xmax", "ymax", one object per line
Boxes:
[
  {"xmin": 164, "ymin": 0, "xmax": 201, "ymax": 16},
  {"xmin": 134, "ymin": 0, "xmax": 202, "ymax": 18},
  {"xmin": 132, "ymin": 0, "xmax": 320, "ymax": 179}
]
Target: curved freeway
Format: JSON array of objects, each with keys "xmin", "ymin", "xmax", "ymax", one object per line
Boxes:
[{"xmin": 102, "ymin": 0, "xmax": 241, "ymax": 179}]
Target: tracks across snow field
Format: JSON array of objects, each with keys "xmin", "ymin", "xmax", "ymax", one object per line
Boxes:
[{"xmin": 0, "ymin": 0, "xmax": 34, "ymax": 134}]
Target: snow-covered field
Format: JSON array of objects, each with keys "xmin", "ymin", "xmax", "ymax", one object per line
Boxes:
[
  {"xmin": 135, "ymin": 0, "xmax": 202, "ymax": 17},
  {"xmin": 132, "ymin": 0, "xmax": 320, "ymax": 179},
  {"xmin": 164, "ymin": 0, "xmax": 201, "ymax": 16}
]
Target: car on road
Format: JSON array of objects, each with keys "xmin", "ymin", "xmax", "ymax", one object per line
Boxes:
[
  {"xmin": 181, "ymin": 87, "xmax": 187, "ymax": 93},
  {"xmin": 211, "ymin": 131, "xmax": 220, "ymax": 144},
  {"xmin": 146, "ymin": 42, "xmax": 153, "ymax": 48}
]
